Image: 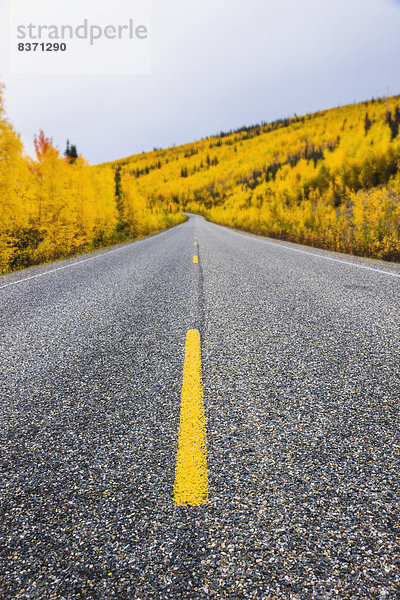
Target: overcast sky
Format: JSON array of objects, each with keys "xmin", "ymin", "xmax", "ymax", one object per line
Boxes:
[{"xmin": 1, "ymin": 0, "xmax": 400, "ymax": 164}]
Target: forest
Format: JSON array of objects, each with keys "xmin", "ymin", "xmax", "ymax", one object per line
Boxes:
[
  {"xmin": 1, "ymin": 85, "xmax": 400, "ymax": 275},
  {"xmin": 0, "ymin": 83, "xmax": 184, "ymax": 275},
  {"xmin": 108, "ymin": 94, "xmax": 400, "ymax": 262}
]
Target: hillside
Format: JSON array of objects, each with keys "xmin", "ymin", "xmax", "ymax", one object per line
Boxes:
[
  {"xmin": 108, "ymin": 96, "xmax": 400, "ymax": 261},
  {"xmin": 2, "ymin": 91, "xmax": 400, "ymax": 275}
]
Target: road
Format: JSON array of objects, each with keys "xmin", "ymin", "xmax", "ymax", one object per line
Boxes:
[{"xmin": 1, "ymin": 215, "xmax": 399, "ymax": 599}]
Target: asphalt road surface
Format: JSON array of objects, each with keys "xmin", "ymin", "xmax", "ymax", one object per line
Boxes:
[{"xmin": 1, "ymin": 215, "xmax": 399, "ymax": 599}]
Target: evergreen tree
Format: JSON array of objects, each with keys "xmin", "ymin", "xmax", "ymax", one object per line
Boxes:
[
  {"xmin": 385, "ymin": 110, "xmax": 398, "ymax": 140},
  {"xmin": 393, "ymin": 106, "xmax": 400, "ymax": 139},
  {"xmin": 64, "ymin": 139, "xmax": 70, "ymax": 158},
  {"xmin": 364, "ymin": 113, "xmax": 372, "ymax": 135},
  {"xmin": 69, "ymin": 144, "xmax": 78, "ymax": 163},
  {"xmin": 64, "ymin": 139, "xmax": 78, "ymax": 163},
  {"xmin": 115, "ymin": 166, "xmax": 122, "ymax": 209}
]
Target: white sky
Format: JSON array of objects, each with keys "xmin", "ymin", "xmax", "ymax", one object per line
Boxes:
[{"xmin": 1, "ymin": 0, "xmax": 400, "ymax": 163}]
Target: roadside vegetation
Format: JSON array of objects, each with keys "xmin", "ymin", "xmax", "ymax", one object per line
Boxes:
[
  {"xmin": 2, "ymin": 83, "xmax": 400, "ymax": 275},
  {"xmin": 109, "ymin": 95, "xmax": 400, "ymax": 262},
  {"xmin": 0, "ymin": 83, "xmax": 185, "ymax": 275}
]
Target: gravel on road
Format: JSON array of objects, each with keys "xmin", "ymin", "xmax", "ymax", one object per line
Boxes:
[{"xmin": 0, "ymin": 216, "xmax": 399, "ymax": 599}]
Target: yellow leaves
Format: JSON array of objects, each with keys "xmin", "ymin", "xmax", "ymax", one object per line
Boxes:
[
  {"xmin": 2, "ymin": 79, "xmax": 400, "ymax": 271},
  {"xmin": 0, "ymin": 106, "xmax": 116, "ymax": 269},
  {"xmin": 0, "ymin": 85, "xmax": 29, "ymax": 271},
  {"xmin": 0, "ymin": 81, "xmax": 187, "ymax": 274},
  {"xmin": 118, "ymin": 94, "xmax": 398, "ymax": 262}
]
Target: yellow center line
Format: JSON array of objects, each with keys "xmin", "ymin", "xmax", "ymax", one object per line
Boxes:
[
  {"xmin": 174, "ymin": 329, "xmax": 208, "ymax": 506},
  {"xmin": 194, "ymin": 242, "xmax": 197, "ymax": 246},
  {"xmin": 193, "ymin": 255, "xmax": 198, "ymax": 264}
]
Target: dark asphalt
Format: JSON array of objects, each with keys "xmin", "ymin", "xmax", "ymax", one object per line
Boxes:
[{"xmin": 0, "ymin": 215, "xmax": 399, "ymax": 599}]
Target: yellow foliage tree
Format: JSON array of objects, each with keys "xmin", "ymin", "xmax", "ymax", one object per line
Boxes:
[
  {"xmin": 0, "ymin": 84, "xmax": 185, "ymax": 274},
  {"xmin": 105, "ymin": 94, "xmax": 400, "ymax": 261}
]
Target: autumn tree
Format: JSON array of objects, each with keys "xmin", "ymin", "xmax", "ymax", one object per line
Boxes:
[{"xmin": 0, "ymin": 84, "xmax": 31, "ymax": 271}]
